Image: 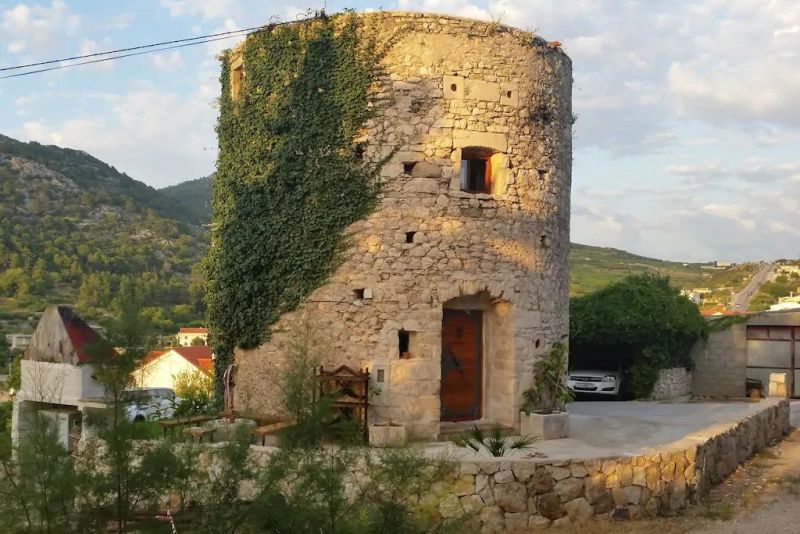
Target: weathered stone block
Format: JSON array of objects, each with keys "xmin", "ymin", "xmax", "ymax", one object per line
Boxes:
[
  {"xmin": 410, "ymin": 161, "xmax": 442, "ymax": 178},
  {"xmin": 439, "ymin": 494, "xmax": 463, "ymax": 519},
  {"xmin": 529, "ymin": 468, "xmax": 554, "ymax": 494},
  {"xmin": 565, "ymin": 497, "xmax": 594, "ymax": 523},
  {"xmin": 503, "ymin": 512, "xmax": 528, "ymax": 532},
  {"xmin": 537, "ymin": 492, "xmax": 565, "ymax": 520},
  {"xmin": 494, "ymin": 469, "xmax": 515, "ymax": 484},
  {"xmin": 554, "ymin": 477, "xmax": 584, "ymax": 502},
  {"xmin": 493, "ymin": 481, "xmax": 527, "ymax": 512}
]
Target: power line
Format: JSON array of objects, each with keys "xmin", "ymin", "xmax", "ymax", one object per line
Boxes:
[
  {"xmin": 0, "ymin": 25, "xmax": 267, "ymax": 73},
  {"xmin": 0, "ymin": 32, "xmax": 249, "ymax": 80}
]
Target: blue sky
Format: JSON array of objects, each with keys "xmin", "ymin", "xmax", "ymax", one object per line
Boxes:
[{"xmin": 1, "ymin": 0, "xmax": 799, "ymax": 263}]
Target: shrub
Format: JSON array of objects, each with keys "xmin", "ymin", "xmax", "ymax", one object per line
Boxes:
[
  {"xmin": 173, "ymin": 369, "xmax": 214, "ymax": 417},
  {"xmin": 522, "ymin": 341, "xmax": 572, "ymax": 414},
  {"xmin": 570, "ymin": 274, "xmax": 707, "ymax": 398}
]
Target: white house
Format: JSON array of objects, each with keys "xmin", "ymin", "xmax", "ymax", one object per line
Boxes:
[
  {"xmin": 176, "ymin": 327, "xmax": 208, "ymax": 347},
  {"xmin": 136, "ymin": 346, "xmax": 213, "ymax": 390},
  {"xmin": 11, "ymin": 306, "xmax": 113, "ymax": 451},
  {"xmin": 5, "ymin": 333, "xmax": 33, "ymax": 352}
]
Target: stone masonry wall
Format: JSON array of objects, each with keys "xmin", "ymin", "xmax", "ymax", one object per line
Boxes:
[
  {"xmin": 439, "ymin": 398, "xmax": 789, "ymax": 531},
  {"xmin": 691, "ymin": 324, "xmax": 747, "ymax": 397},
  {"xmin": 650, "ymin": 367, "xmax": 692, "ymax": 401},
  {"xmin": 231, "ymin": 12, "xmax": 573, "ymax": 438}
]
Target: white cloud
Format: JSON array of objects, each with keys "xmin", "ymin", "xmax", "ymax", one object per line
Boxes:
[
  {"xmin": 20, "ymin": 86, "xmax": 218, "ymax": 186},
  {"xmin": 160, "ymin": 0, "xmax": 234, "ymax": 21},
  {"xmin": 103, "ymin": 12, "xmax": 134, "ymax": 30},
  {"xmin": 396, "ymin": 0, "xmax": 490, "ymax": 21},
  {"xmin": 150, "ymin": 51, "xmax": 184, "ymax": 72},
  {"xmin": 1, "ymin": 0, "xmax": 81, "ymax": 57}
]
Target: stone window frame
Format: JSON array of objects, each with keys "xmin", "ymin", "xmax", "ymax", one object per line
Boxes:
[
  {"xmin": 457, "ymin": 146, "xmax": 508, "ymax": 196},
  {"xmin": 460, "ymin": 147, "xmax": 493, "ymax": 194},
  {"xmin": 230, "ymin": 56, "xmax": 244, "ymax": 100}
]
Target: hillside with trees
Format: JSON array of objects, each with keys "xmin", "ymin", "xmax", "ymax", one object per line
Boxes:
[
  {"xmin": 0, "ymin": 135, "xmax": 205, "ymax": 334},
  {"xmin": 160, "ymin": 176, "xmax": 213, "ymax": 225}
]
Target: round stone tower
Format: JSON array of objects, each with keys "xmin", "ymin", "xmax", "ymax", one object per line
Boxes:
[{"xmin": 230, "ymin": 12, "xmax": 572, "ymax": 439}]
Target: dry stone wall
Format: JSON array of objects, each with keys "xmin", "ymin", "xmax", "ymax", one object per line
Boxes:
[
  {"xmin": 232, "ymin": 12, "xmax": 572, "ymax": 438},
  {"xmin": 651, "ymin": 367, "xmax": 692, "ymax": 401},
  {"xmin": 442, "ymin": 398, "xmax": 789, "ymax": 530}
]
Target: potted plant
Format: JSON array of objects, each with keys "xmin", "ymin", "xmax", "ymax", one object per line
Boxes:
[
  {"xmin": 520, "ymin": 341, "xmax": 572, "ymax": 440},
  {"xmin": 369, "ymin": 420, "xmax": 407, "ymax": 448}
]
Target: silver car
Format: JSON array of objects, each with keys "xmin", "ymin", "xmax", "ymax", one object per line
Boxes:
[
  {"xmin": 567, "ymin": 369, "xmax": 622, "ymax": 397},
  {"xmin": 124, "ymin": 387, "xmax": 180, "ymax": 421}
]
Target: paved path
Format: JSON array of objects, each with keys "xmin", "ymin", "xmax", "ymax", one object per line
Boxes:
[{"xmin": 730, "ymin": 262, "xmax": 775, "ymax": 311}]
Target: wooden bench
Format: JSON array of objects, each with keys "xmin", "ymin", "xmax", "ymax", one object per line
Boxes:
[
  {"xmin": 252, "ymin": 421, "xmax": 295, "ymax": 446},
  {"xmin": 158, "ymin": 415, "xmax": 214, "ymax": 438}
]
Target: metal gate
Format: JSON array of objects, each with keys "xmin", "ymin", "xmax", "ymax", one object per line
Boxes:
[{"xmin": 746, "ymin": 325, "xmax": 800, "ymax": 397}]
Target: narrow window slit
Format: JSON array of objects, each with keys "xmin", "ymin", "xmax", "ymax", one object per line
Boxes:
[{"xmin": 398, "ymin": 330, "xmax": 411, "ymax": 359}]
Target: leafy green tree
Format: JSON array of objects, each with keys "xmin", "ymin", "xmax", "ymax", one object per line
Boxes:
[{"xmin": 570, "ymin": 274, "xmax": 707, "ymax": 398}]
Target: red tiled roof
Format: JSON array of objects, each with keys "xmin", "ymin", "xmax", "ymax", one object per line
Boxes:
[
  {"xmin": 57, "ymin": 306, "xmax": 113, "ymax": 363},
  {"xmin": 142, "ymin": 349, "xmax": 168, "ymax": 366},
  {"xmin": 172, "ymin": 346, "xmax": 213, "ymax": 373},
  {"xmin": 179, "ymin": 327, "xmax": 208, "ymax": 334},
  {"xmin": 141, "ymin": 346, "xmax": 213, "ymax": 373}
]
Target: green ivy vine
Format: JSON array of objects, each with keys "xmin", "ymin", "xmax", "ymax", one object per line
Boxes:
[{"xmin": 205, "ymin": 12, "xmax": 389, "ymax": 399}]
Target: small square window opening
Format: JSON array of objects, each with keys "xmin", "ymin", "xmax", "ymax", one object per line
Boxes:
[
  {"xmin": 460, "ymin": 148, "xmax": 493, "ymax": 194},
  {"xmin": 403, "ymin": 162, "xmax": 417, "ymax": 174},
  {"xmin": 354, "ymin": 288, "xmax": 365, "ymax": 300},
  {"xmin": 405, "ymin": 231, "xmax": 416, "ymax": 244}
]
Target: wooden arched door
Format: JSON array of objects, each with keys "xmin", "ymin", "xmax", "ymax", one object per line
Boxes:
[{"xmin": 441, "ymin": 309, "xmax": 482, "ymax": 421}]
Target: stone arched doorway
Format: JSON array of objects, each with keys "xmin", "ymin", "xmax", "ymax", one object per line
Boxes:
[{"xmin": 440, "ymin": 291, "xmax": 515, "ymax": 427}]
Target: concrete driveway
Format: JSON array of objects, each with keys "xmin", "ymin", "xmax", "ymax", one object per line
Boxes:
[{"xmin": 433, "ymin": 399, "xmax": 774, "ymax": 461}]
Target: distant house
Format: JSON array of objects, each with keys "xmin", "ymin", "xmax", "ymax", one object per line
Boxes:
[
  {"xmin": 136, "ymin": 346, "xmax": 213, "ymax": 390},
  {"xmin": 176, "ymin": 327, "xmax": 208, "ymax": 347},
  {"xmin": 714, "ymin": 261, "xmax": 735, "ymax": 268},
  {"xmin": 5, "ymin": 333, "xmax": 33, "ymax": 352},
  {"xmin": 12, "ymin": 306, "xmax": 113, "ymax": 451},
  {"xmin": 778, "ymin": 265, "xmax": 800, "ymax": 277}
]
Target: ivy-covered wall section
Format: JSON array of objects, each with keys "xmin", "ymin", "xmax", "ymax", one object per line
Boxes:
[{"xmin": 205, "ymin": 13, "xmax": 386, "ymax": 397}]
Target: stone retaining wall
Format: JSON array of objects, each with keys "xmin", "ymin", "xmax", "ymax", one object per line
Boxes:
[
  {"xmin": 443, "ymin": 398, "xmax": 789, "ymax": 530},
  {"xmin": 651, "ymin": 367, "xmax": 692, "ymax": 401}
]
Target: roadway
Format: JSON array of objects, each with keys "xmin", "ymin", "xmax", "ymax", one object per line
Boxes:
[{"xmin": 730, "ymin": 262, "xmax": 775, "ymax": 311}]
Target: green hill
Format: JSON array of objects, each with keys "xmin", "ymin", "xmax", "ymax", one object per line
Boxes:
[
  {"xmin": 0, "ymin": 135, "xmax": 206, "ymax": 334},
  {"xmin": 0, "ymin": 134, "xmax": 202, "ymax": 226},
  {"xmin": 569, "ymin": 243, "xmax": 759, "ymax": 299},
  {"xmin": 160, "ymin": 176, "xmax": 212, "ymax": 224}
]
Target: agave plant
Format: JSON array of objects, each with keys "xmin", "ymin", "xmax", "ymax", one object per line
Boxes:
[{"xmin": 452, "ymin": 425, "xmax": 537, "ymax": 457}]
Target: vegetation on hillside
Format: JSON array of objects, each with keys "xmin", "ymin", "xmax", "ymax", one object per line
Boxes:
[
  {"xmin": 160, "ymin": 176, "xmax": 213, "ymax": 225},
  {"xmin": 0, "ymin": 136, "xmax": 206, "ymax": 334},
  {"xmin": 569, "ymin": 244, "xmax": 760, "ymax": 304},
  {"xmin": 749, "ymin": 268, "xmax": 800, "ymax": 311},
  {"xmin": 0, "ymin": 135, "xmax": 202, "ymax": 226},
  {"xmin": 570, "ymin": 274, "xmax": 708, "ymax": 398}
]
